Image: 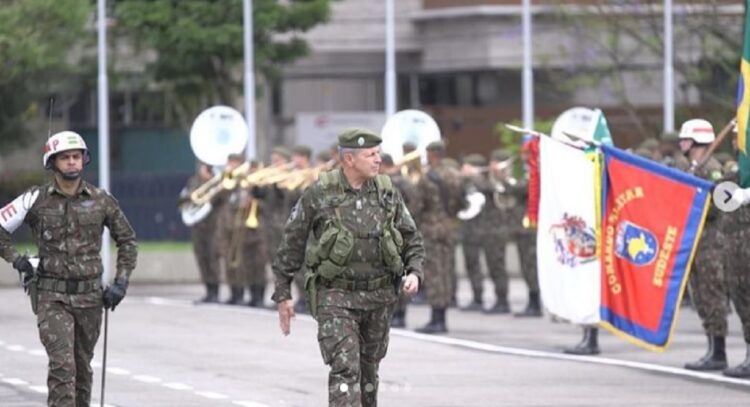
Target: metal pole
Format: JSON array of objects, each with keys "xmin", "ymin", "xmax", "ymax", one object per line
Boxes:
[
  {"xmin": 97, "ymin": 0, "xmax": 111, "ymax": 282},
  {"xmin": 664, "ymin": 0, "xmax": 675, "ymax": 133},
  {"xmin": 385, "ymin": 0, "xmax": 397, "ymax": 118},
  {"xmin": 243, "ymin": 0, "xmax": 257, "ymax": 160},
  {"xmin": 522, "ymin": 0, "xmax": 534, "ymax": 131},
  {"xmin": 100, "ymin": 309, "xmax": 109, "ymax": 407}
]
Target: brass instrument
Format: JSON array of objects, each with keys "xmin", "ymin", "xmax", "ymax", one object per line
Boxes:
[
  {"xmin": 189, "ymin": 162, "xmax": 250, "ymax": 206},
  {"xmin": 380, "ymin": 109, "xmax": 442, "ymax": 184}
]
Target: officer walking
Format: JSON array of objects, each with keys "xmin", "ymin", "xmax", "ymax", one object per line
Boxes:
[
  {"xmin": 0, "ymin": 131, "xmax": 138, "ymax": 407},
  {"xmin": 272, "ymin": 128, "xmax": 424, "ymax": 407}
]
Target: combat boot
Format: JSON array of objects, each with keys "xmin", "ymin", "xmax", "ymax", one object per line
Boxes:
[
  {"xmin": 564, "ymin": 327, "xmax": 601, "ymax": 355},
  {"xmin": 225, "ymin": 286, "xmax": 244, "ymax": 305},
  {"xmin": 416, "ymin": 308, "xmax": 447, "ymax": 334},
  {"xmin": 195, "ymin": 284, "xmax": 219, "ymax": 304},
  {"xmin": 248, "ymin": 285, "xmax": 265, "ymax": 307},
  {"xmin": 391, "ymin": 310, "xmax": 406, "ymax": 328},
  {"xmin": 484, "ymin": 299, "xmax": 511, "ymax": 315},
  {"xmin": 514, "ymin": 292, "xmax": 543, "ymax": 318},
  {"xmin": 685, "ymin": 335, "xmax": 728, "ymax": 371},
  {"xmin": 723, "ymin": 344, "xmax": 750, "ymax": 378},
  {"xmin": 460, "ymin": 293, "xmax": 484, "ymax": 312}
]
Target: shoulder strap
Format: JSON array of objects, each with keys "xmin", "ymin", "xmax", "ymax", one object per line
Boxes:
[{"xmin": 374, "ymin": 174, "xmax": 393, "ymax": 194}]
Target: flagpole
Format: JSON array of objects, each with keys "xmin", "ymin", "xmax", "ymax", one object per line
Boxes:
[
  {"xmin": 663, "ymin": 0, "xmax": 675, "ymax": 134},
  {"xmin": 385, "ymin": 0, "xmax": 396, "ymax": 118},
  {"xmin": 243, "ymin": 0, "xmax": 256, "ymax": 160},
  {"xmin": 522, "ymin": 0, "xmax": 534, "ymax": 132},
  {"xmin": 97, "ymin": 0, "xmax": 111, "ymax": 283}
]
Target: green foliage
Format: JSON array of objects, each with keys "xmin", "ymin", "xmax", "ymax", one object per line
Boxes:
[
  {"xmin": 0, "ymin": 0, "xmax": 90, "ymax": 152},
  {"xmin": 114, "ymin": 0, "xmax": 331, "ymax": 129}
]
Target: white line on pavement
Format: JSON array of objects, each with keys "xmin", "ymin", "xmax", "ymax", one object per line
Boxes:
[
  {"xmin": 162, "ymin": 382, "xmax": 193, "ymax": 391},
  {"xmin": 27, "ymin": 349, "xmax": 45, "ymax": 357},
  {"xmin": 105, "ymin": 367, "xmax": 131, "ymax": 376},
  {"xmin": 232, "ymin": 401, "xmax": 272, "ymax": 407},
  {"xmin": 132, "ymin": 375, "xmax": 162, "ymax": 384},
  {"xmin": 2, "ymin": 377, "xmax": 29, "ymax": 386},
  {"xmin": 6, "ymin": 344, "xmax": 25, "ymax": 352},
  {"xmin": 195, "ymin": 390, "xmax": 229, "ymax": 399},
  {"xmin": 28, "ymin": 385, "xmax": 48, "ymax": 394}
]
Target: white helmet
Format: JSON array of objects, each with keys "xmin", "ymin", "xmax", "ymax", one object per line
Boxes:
[
  {"xmin": 678, "ymin": 119, "xmax": 715, "ymax": 144},
  {"xmin": 43, "ymin": 131, "xmax": 90, "ymax": 169}
]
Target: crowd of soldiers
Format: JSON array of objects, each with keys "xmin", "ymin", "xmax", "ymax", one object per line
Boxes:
[{"xmin": 180, "ymin": 117, "xmax": 750, "ymax": 379}]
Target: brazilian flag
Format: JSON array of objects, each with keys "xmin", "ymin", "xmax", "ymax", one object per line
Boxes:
[{"xmin": 737, "ymin": 2, "xmax": 750, "ymax": 187}]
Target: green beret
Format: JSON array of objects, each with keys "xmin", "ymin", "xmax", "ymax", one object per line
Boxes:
[
  {"xmin": 426, "ymin": 140, "xmax": 446, "ymax": 152},
  {"xmin": 271, "ymin": 146, "xmax": 291, "ymax": 159},
  {"xmin": 463, "ymin": 153, "xmax": 487, "ymax": 167},
  {"xmin": 490, "ymin": 149, "xmax": 512, "ymax": 162},
  {"xmin": 292, "ymin": 145, "xmax": 312, "ymax": 158},
  {"xmin": 337, "ymin": 128, "xmax": 382, "ymax": 149},
  {"xmin": 634, "ymin": 148, "xmax": 652, "ymax": 159},
  {"xmin": 639, "ymin": 138, "xmax": 659, "ymax": 150}
]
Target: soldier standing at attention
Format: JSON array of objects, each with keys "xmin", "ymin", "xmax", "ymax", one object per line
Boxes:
[
  {"xmin": 272, "ymin": 128, "xmax": 424, "ymax": 407},
  {"xmin": 0, "ymin": 131, "xmax": 137, "ymax": 407},
  {"xmin": 413, "ymin": 141, "xmax": 465, "ymax": 333},
  {"xmin": 218, "ymin": 153, "xmax": 251, "ymax": 305},
  {"xmin": 679, "ymin": 119, "xmax": 729, "ymax": 371},
  {"xmin": 180, "ymin": 162, "xmax": 224, "ymax": 303}
]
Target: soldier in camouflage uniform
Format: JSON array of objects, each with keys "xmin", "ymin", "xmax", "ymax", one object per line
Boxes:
[
  {"xmin": 180, "ymin": 163, "xmax": 224, "ymax": 303},
  {"xmin": 0, "ymin": 131, "xmax": 137, "ymax": 407},
  {"xmin": 288, "ymin": 145, "xmax": 313, "ymax": 313},
  {"xmin": 380, "ymin": 154, "xmax": 419, "ymax": 328},
  {"xmin": 413, "ymin": 141, "xmax": 465, "ymax": 333},
  {"xmin": 513, "ymin": 144, "xmax": 542, "ymax": 317},
  {"xmin": 678, "ymin": 119, "xmax": 730, "ymax": 371},
  {"xmin": 217, "ymin": 154, "xmax": 251, "ymax": 305},
  {"xmin": 272, "ymin": 128, "xmax": 424, "ymax": 407}
]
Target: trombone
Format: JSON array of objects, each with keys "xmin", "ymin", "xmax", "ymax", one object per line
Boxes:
[{"xmin": 190, "ymin": 162, "xmax": 251, "ymax": 205}]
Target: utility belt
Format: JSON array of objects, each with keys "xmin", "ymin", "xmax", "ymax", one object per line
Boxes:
[
  {"xmin": 320, "ymin": 274, "xmax": 393, "ymax": 291},
  {"xmin": 36, "ymin": 276, "xmax": 102, "ymax": 294}
]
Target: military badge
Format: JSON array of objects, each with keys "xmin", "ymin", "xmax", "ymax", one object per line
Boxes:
[
  {"xmin": 548, "ymin": 213, "xmax": 597, "ymax": 267},
  {"xmin": 614, "ymin": 220, "xmax": 657, "ymax": 266}
]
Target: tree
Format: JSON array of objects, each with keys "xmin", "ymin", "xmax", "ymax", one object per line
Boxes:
[
  {"xmin": 114, "ymin": 0, "xmax": 331, "ymax": 129},
  {"xmin": 0, "ymin": 0, "xmax": 90, "ymax": 152},
  {"xmin": 548, "ymin": 0, "xmax": 743, "ymax": 140}
]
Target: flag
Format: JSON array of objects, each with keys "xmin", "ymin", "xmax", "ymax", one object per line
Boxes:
[
  {"xmin": 737, "ymin": 6, "xmax": 750, "ymax": 187},
  {"xmin": 599, "ymin": 145, "xmax": 712, "ymax": 351},
  {"xmin": 537, "ymin": 136, "xmax": 601, "ymax": 323},
  {"xmin": 522, "ymin": 136, "xmax": 540, "ymax": 226},
  {"xmin": 591, "ymin": 109, "xmax": 614, "ymax": 146}
]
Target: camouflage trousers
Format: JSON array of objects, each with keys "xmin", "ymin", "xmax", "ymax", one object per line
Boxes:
[
  {"xmin": 688, "ymin": 229, "xmax": 728, "ymax": 337},
  {"xmin": 424, "ymin": 235, "xmax": 455, "ymax": 309},
  {"xmin": 192, "ymin": 228, "xmax": 220, "ymax": 285},
  {"xmin": 37, "ymin": 301, "xmax": 102, "ymax": 407},
  {"xmin": 516, "ymin": 231, "xmax": 539, "ymax": 293},
  {"xmin": 225, "ymin": 235, "xmax": 267, "ymax": 287},
  {"xmin": 317, "ymin": 299, "xmax": 395, "ymax": 407},
  {"xmin": 463, "ymin": 234, "xmax": 508, "ymax": 303},
  {"xmin": 725, "ymin": 227, "xmax": 750, "ymax": 343}
]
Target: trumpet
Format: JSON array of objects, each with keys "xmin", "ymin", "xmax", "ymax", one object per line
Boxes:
[
  {"xmin": 397, "ymin": 150, "xmax": 424, "ymax": 183},
  {"xmin": 190, "ymin": 162, "xmax": 251, "ymax": 205}
]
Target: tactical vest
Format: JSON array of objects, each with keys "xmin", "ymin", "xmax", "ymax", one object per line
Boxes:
[{"xmin": 304, "ymin": 170, "xmax": 404, "ymax": 281}]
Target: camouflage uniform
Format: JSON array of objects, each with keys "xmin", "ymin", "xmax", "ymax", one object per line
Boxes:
[
  {"xmin": 512, "ymin": 181, "xmax": 540, "ymax": 306},
  {"xmin": 413, "ymin": 163, "xmax": 463, "ymax": 311},
  {"xmin": 461, "ymin": 172, "xmax": 519, "ymax": 311},
  {"xmin": 272, "ymin": 169, "xmax": 424, "ymax": 407},
  {"xmin": 689, "ymin": 158, "xmax": 728, "ymax": 337},
  {"xmin": 183, "ymin": 175, "xmax": 222, "ymax": 287},
  {"xmin": 0, "ymin": 180, "xmax": 137, "ymax": 407},
  {"xmin": 724, "ymin": 202, "xmax": 750, "ymax": 344},
  {"xmin": 389, "ymin": 173, "xmax": 419, "ymax": 324}
]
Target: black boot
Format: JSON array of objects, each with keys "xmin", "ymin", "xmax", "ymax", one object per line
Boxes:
[
  {"xmin": 248, "ymin": 285, "xmax": 265, "ymax": 307},
  {"xmin": 416, "ymin": 308, "xmax": 447, "ymax": 334},
  {"xmin": 485, "ymin": 299, "xmax": 510, "ymax": 315},
  {"xmin": 685, "ymin": 335, "xmax": 728, "ymax": 371},
  {"xmin": 224, "ymin": 286, "xmax": 244, "ymax": 305},
  {"xmin": 391, "ymin": 310, "xmax": 406, "ymax": 328},
  {"xmin": 195, "ymin": 284, "xmax": 219, "ymax": 304},
  {"xmin": 514, "ymin": 291, "xmax": 543, "ymax": 317},
  {"xmin": 461, "ymin": 292, "xmax": 484, "ymax": 312},
  {"xmin": 724, "ymin": 344, "xmax": 750, "ymax": 378},
  {"xmin": 564, "ymin": 327, "xmax": 601, "ymax": 355}
]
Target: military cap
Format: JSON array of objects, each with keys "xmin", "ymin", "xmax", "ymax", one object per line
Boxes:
[
  {"xmin": 660, "ymin": 131, "xmax": 679, "ymax": 141},
  {"xmin": 337, "ymin": 128, "xmax": 382, "ymax": 149},
  {"xmin": 403, "ymin": 142, "xmax": 417, "ymax": 153},
  {"xmin": 463, "ymin": 153, "xmax": 487, "ymax": 167},
  {"xmin": 381, "ymin": 153, "xmax": 394, "ymax": 166},
  {"xmin": 443, "ymin": 157, "xmax": 459, "ymax": 169},
  {"xmin": 316, "ymin": 150, "xmax": 333, "ymax": 163},
  {"xmin": 639, "ymin": 138, "xmax": 659, "ymax": 150},
  {"xmin": 227, "ymin": 153, "xmax": 245, "ymax": 162},
  {"xmin": 490, "ymin": 149, "xmax": 512, "ymax": 162},
  {"xmin": 292, "ymin": 145, "xmax": 312, "ymax": 158},
  {"xmin": 426, "ymin": 140, "xmax": 446, "ymax": 152},
  {"xmin": 634, "ymin": 148, "xmax": 652, "ymax": 159},
  {"xmin": 271, "ymin": 146, "xmax": 291, "ymax": 159}
]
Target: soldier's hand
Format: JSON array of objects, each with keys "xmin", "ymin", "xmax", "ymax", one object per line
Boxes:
[
  {"xmin": 103, "ymin": 277, "xmax": 129, "ymax": 311},
  {"xmin": 12, "ymin": 255, "xmax": 33, "ymax": 276},
  {"xmin": 402, "ymin": 274, "xmax": 419, "ymax": 296},
  {"xmin": 277, "ymin": 300, "xmax": 295, "ymax": 336}
]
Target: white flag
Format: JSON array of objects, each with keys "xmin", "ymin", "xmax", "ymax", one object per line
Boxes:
[{"xmin": 536, "ymin": 136, "xmax": 600, "ymax": 323}]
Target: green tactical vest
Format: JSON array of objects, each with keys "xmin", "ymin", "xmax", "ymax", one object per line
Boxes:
[{"xmin": 304, "ymin": 170, "xmax": 405, "ymax": 281}]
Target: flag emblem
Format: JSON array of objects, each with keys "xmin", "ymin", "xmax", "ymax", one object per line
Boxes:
[
  {"xmin": 549, "ymin": 213, "xmax": 597, "ymax": 267},
  {"xmin": 615, "ymin": 221, "xmax": 658, "ymax": 266}
]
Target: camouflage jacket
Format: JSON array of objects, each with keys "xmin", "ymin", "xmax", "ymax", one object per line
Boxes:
[
  {"xmin": 182, "ymin": 175, "xmax": 223, "ymax": 234},
  {"xmin": 0, "ymin": 180, "xmax": 137, "ymax": 307},
  {"xmin": 413, "ymin": 163, "xmax": 464, "ymax": 241},
  {"xmin": 693, "ymin": 157, "xmax": 724, "ymax": 245},
  {"xmin": 462, "ymin": 174, "xmax": 519, "ymax": 239},
  {"xmin": 271, "ymin": 169, "xmax": 424, "ymax": 302}
]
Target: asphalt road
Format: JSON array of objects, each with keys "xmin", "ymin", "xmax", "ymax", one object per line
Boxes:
[{"xmin": 1, "ymin": 280, "xmax": 749, "ymax": 406}]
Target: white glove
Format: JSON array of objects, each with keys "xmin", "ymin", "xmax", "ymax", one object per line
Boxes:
[{"xmin": 732, "ymin": 187, "xmax": 750, "ymax": 205}]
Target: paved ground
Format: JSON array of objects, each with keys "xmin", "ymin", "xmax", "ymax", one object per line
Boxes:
[{"xmin": 1, "ymin": 279, "xmax": 749, "ymax": 406}]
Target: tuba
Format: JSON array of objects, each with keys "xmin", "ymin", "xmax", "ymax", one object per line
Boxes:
[
  {"xmin": 180, "ymin": 106, "xmax": 249, "ymax": 226},
  {"xmin": 380, "ymin": 109, "xmax": 442, "ymax": 183}
]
